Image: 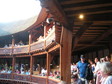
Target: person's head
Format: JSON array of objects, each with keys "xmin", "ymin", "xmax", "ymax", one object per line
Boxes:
[
  {"xmin": 99, "ymin": 62, "xmax": 112, "ymax": 76},
  {"xmin": 80, "ymin": 55, "xmax": 85, "ymax": 62},
  {"xmin": 100, "ymin": 57, "xmax": 106, "ymax": 63},
  {"xmin": 88, "ymin": 59, "xmax": 92, "ymax": 64},
  {"xmin": 94, "ymin": 57, "xmax": 99, "ymax": 63},
  {"xmin": 105, "ymin": 56, "xmax": 111, "ymax": 62}
]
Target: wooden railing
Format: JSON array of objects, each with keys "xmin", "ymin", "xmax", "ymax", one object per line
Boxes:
[
  {"xmin": 0, "ymin": 73, "xmax": 12, "ymax": 79},
  {"xmin": 45, "ymin": 30, "xmax": 55, "ymax": 47},
  {"xmin": 0, "ymin": 30, "xmax": 56, "ymax": 55},
  {"xmin": 0, "ymin": 73, "xmax": 60, "ymax": 84},
  {"xmin": 13, "ymin": 45, "xmax": 29, "ymax": 54},
  {"xmin": 0, "ymin": 48, "xmax": 12, "ymax": 55},
  {"xmin": 30, "ymin": 40, "xmax": 44, "ymax": 52}
]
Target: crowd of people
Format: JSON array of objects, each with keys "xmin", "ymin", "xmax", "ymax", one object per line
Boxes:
[
  {"xmin": 0, "ymin": 63, "xmax": 31, "ymax": 75},
  {"xmin": 0, "ymin": 54, "xmax": 112, "ymax": 84},
  {"xmin": 38, "ymin": 66, "xmax": 60, "ymax": 79},
  {"xmin": 0, "ymin": 63, "xmax": 12, "ymax": 74},
  {"xmin": 3, "ymin": 41, "xmax": 24, "ymax": 48},
  {"xmin": 70, "ymin": 55, "xmax": 112, "ymax": 84}
]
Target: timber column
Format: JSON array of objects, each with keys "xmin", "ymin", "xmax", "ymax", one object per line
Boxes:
[
  {"xmin": 12, "ymin": 35, "xmax": 15, "ymax": 73},
  {"xmin": 11, "ymin": 35, "xmax": 16, "ymax": 79},
  {"xmin": 60, "ymin": 26, "xmax": 72, "ymax": 84},
  {"xmin": 44, "ymin": 22, "xmax": 47, "ymax": 49},
  {"xmin": 28, "ymin": 31, "xmax": 32, "ymax": 53},
  {"xmin": 29, "ymin": 31, "xmax": 34, "ymax": 81},
  {"xmin": 46, "ymin": 52, "xmax": 51, "ymax": 84},
  {"xmin": 30, "ymin": 55, "xmax": 34, "ymax": 75}
]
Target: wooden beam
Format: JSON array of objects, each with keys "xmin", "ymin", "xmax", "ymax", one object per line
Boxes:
[
  {"xmin": 73, "ymin": 22, "xmax": 92, "ymax": 49},
  {"xmin": 73, "ymin": 21, "xmax": 112, "ymax": 26},
  {"xmin": 60, "ymin": 27, "xmax": 72, "ymax": 84},
  {"xmin": 12, "ymin": 57, "xmax": 16, "ymax": 73},
  {"xmin": 48, "ymin": 44, "xmax": 60, "ymax": 53},
  {"xmin": 60, "ymin": 26, "xmax": 64, "ymax": 44},
  {"xmin": 61, "ymin": 0, "xmax": 95, "ymax": 5},
  {"xmin": 40, "ymin": 0, "xmax": 70, "ymax": 29},
  {"xmin": 15, "ymin": 55, "xmax": 30, "ymax": 58},
  {"xmin": 30, "ymin": 55, "xmax": 34, "ymax": 75},
  {"xmin": 75, "ymin": 28, "xmax": 112, "ymax": 51},
  {"xmin": 46, "ymin": 52, "xmax": 51, "ymax": 84},
  {"xmin": 86, "ymin": 30, "xmax": 105, "ymax": 32},
  {"xmin": 84, "ymin": 32, "xmax": 102, "ymax": 35},
  {"xmin": 46, "ymin": 52, "xmax": 51, "ymax": 76},
  {"xmin": 69, "ymin": 10, "xmax": 112, "ymax": 17},
  {"xmin": 92, "ymin": 28, "xmax": 112, "ymax": 44},
  {"xmin": 32, "ymin": 51, "xmax": 47, "ymax": 56},
  {"xmin": 64, "ymin": 3, "xmax": 112, "ymax": 11},
  {"xmin": 77, "ymin": 44, "xmax": 105, "ymax": 47},
  {"xmin": 30, "ymin": 55, "xmax": 34, "ymax": 82}
]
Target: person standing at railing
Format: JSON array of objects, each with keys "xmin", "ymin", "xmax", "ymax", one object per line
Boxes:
[{"xmin": 4, "ymin": 44, "xmax": 8, "ymax": 48}]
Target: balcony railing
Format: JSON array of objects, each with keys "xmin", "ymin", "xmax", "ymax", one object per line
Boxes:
[
  {"xmin": 45, "ymin": 29, "xmax": 55, "ymax": 47},
  {"xmin": 30, "ymin": 40, "xmax": 44, "ymax": 52},
  {"xmin": 0, "ymin": 73, "xmax": 60, "ymax": 84},
  {"xmin": 13, "ymin": 45, "xmax": 29, "ymax": 54},
  {"xmin": 0, "ymin": 30, "xmax": 55, "ymax": 55},
  {"xmin": 0, "ymin": 48, "xmax": 12, "ymax": 55}
]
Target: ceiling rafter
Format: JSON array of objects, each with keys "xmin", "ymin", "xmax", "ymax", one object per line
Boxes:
[
  {"xmin": 77, "ymin": 44, "xmax": 105, "ymax": 47},
  {"xmin": 60, "ymin": 0, "xmax": 95, "ymax": 5},
  {"xmin": 73, "ymin": 21, "xmax": 112, "ymax": 26},
  {"xmin": 92, "ymin": 28, "xmax": 112, "ymax": 44},
  {"xmin": 64, "ymin": 3, "xmax": 112, "ymax": 11},
  {"xmin": 73, "ymin": 22, "xmax": 93, "ymax": 49},
  {"xmin": 68, "ymin": 10, "xmax": 112, "ymax": 17},
  {"xmin": 75, "ymin": 28, "xmax": 112, "ymax": 51}
]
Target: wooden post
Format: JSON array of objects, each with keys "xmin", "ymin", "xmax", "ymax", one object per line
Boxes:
[
  {"xmin": 12, "ymin": 57, "xmax": 16, "ymax": 73},
  {"xmin": 44, "ymin": 23, "xmax": 47, "ymax": 49},
  {"xmin": 30, "ymin": 55, "xmax": 34, "ymax": 82},
  {"xmin": 30, "ymin": 55, "xmax": 34, "ymax": 75},
  {"xmin": 12, "ymin": 56, "xmax": 16, "ymax": 79},
  {"xmin": 46, "ymin": 52, "xmax": 51, "ymax": 84},
  {"xmin": 60, "ymin": 26, "xmax": 72, "ymax": 84},
  {"xmin": 29, "ymin": 32, "xmax": 32, "ymax": 53},
  {"xmin": 11, "ymin": 35, "xmax": 15, "ymax": 54},
  {"xmin": 11, "ymin": 35, "xmax": 16, "ymax": 73}
]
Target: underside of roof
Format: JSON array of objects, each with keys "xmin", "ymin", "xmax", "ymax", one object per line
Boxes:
[{"xmin": 40, "ymin": 0, "xmax": 112, "ymax": 52}]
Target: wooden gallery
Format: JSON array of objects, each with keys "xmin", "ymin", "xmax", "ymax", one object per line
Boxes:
[{"xmin": 0, "ymin": 0, "xmax": 112, "ymax": 84}]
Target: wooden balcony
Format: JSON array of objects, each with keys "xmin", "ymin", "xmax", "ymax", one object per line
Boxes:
[{"xmin": 0, "ymin": 29, "xmax": 56, "ymax": 56}]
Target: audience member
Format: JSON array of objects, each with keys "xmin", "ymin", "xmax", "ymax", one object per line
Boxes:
[
  {"xmin": 96, "ymin": 62, "xmax": 112, "ymax": 84},
  {"xmin": 77, "ymin": 55, "xmax": 89, "ymax": 84}
]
